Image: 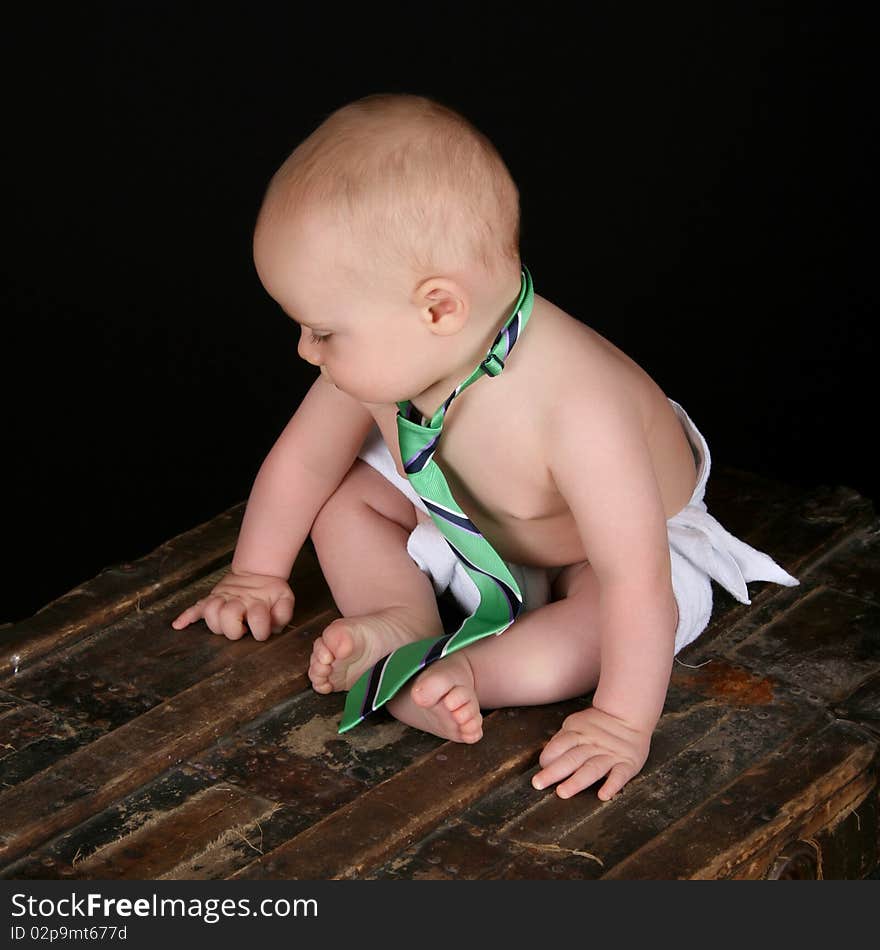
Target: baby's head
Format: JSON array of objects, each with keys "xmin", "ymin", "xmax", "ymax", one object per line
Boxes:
[{"xmin": 253, "ymin": 93, "xmax": 523, "ymax": 404}]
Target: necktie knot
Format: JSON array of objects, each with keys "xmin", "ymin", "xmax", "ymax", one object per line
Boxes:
[{"xmin": 480, "ymin": 352, "xmax": 505, "ymax": 377}]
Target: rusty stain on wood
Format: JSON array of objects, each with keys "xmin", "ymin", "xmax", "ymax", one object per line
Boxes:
[{"xmin": 674, "ymin": 659, "xmax": 775, "ymax": 706}]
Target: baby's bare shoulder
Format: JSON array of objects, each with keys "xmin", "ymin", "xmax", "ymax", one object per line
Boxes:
[{"xmin": 521, "ymin": 295, "xmax": 653, "ymax": 420}]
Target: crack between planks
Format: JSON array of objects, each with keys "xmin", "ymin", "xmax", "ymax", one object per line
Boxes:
[
  {"xmin": 718, "ymin": 583, "xmax": 827, "ymax": 655},
  {"xmin": 794, "ymin": 514, "xmax": 878, "ymax": 577},
  {"xmin": 160, "ymin": 805, "xmax": 286, "ymax": 879}
]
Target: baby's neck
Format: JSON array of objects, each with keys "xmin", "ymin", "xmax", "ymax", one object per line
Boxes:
[{"xmin": 409, "ymin": 271, "xmax": 524, "ymax": 419}]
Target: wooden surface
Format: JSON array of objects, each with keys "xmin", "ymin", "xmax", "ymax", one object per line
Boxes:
[{"xmin": 1, "ymin": 468, "xmax": 878, "ymax": 880}]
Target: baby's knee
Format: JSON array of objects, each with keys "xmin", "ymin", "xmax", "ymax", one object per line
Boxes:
[
  {"xmin": 310, "ymin": 458, "xmax": 419, "ymax": 546},
  {"xmin": 310, "ymin": 460, "xmax": 370, "ymax": 538}
]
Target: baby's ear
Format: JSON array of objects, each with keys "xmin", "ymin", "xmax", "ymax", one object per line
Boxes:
[{"xmin": 416, "ymin": 278, "xmax": 468, "ymax": 336}]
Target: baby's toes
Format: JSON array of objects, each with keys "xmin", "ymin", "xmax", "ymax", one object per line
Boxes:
[
  {"xmin": 308, "ymin": 655, "xmax": 334, "ymax": 693},
  {"xmin": 312, "ymin": 638, "xmax": 335, "ymax": 667},
  {"xmin": 458, "ymin": 716, "xmax": 483, "ymax": 743},
  {"xmin": 453, "ymin": 704, "xmax": 479, "ymax": 726},
  {"xmin": 320, "ymin": 619, "xmax": 356, "ymax": 661},
  {"xmin": 310, "ymin": 677, "xmax": 333, "ymax": 695},
  {"xmin": 442, "ymin": 685, "xmax": 475, "ymax": 717},
  {"xmin": 443, "ymin": 687, "xmax": 482, "ymax": 740},
  {"xmin": 411, "ymin": 668, "xmax": 456, "ymax": 709}
]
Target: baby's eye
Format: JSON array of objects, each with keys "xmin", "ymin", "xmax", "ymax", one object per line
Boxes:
[{"xmin": 310, "ymin": 332, "xmax": 331, "ymax": 344}]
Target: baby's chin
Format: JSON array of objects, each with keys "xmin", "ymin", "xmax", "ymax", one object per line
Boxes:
[{"xmin": 321, "ymin": 369, "xmax": 410, "ymax": 406}]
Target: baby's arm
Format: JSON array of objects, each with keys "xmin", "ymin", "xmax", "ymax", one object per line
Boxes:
[
  {"xmin": 535, "ymin": 389, "xmax": 678, "ymax": 800},
  {"xmin": 172, "ymin": 375, "xmax": 375, "ymax": 639}
]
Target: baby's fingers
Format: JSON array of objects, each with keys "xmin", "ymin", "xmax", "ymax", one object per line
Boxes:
[
  {"xmin": 269, "ymin": 594, "xmax": 295, "ymax": 635},
  {"xmin": 171, "ymin": 601, "xmax": 207, "ymax": 630},
  {"xmin": 217, "ymin": 598, "xmax": 251, "ymax": 640},
  {"xmin": 537, "ymin": 728, "xmax": 584, "ymax": 769},
  {"xmin": 532, "ymin": 744, "xmax": 593, "ymax": 791},
  {"xmin": 171, "ymin": 590, "xmax": 291, "ymax": 642},
  {"xmin": 596, "ymin": 762, "xmax": 636, "ymax": 802},
  {"xmin": 555, "ymin": 754, "xmax": 618, "ymax": 800},
  {"xmin": 245, "ymin": 601, "xmax": 272, "ymax": 641}
]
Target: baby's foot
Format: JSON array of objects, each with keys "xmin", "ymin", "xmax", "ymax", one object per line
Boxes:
[
  {"xmin": 387, "ymin": 652, "xmax": 483, "ymax": 743},
  {"xmin": 308, "ymin": 606, "xmax": 439, "ymax": 694}
]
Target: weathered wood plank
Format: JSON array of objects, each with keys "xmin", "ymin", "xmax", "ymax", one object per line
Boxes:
[
  {"xmin": 369, "ymin": 663, "xmax": 821, "ymax": 880},
  {"xmin": 0, "ymin": 608, "xmax": 334, "ymax": 868},
  {"xmin": 371, "ymin": 822, "xmax": 576, "ymax": 880},
  {"xmin": 815, "ymin": 523, "xmax": 880, "ymax": 607},
  {"xmin": 806, "ymin": 788, "xmax": 879, "ymax": 880},
  {"xmin": 11, "ymin": 552, "xmax": 328, "ymax": 703},
  {"xmin": 11, "ymin": 664, "xmax": 164, "ymax": 735},
  {"xmin": 729, "ymin": 587, "xmax": 880, "ymax": 704},
  {"xmin": 61, "ymin": 786, "xmax": 280, "ymax": 880},
  {"xmin": 727, "ymin": 775, "xmax": 878, "ymax": 879},
  {"xmin": 161, "ymin": 709, "xmax": 439, "ymax": 879},
  {"xmin": 0, "ymin": 694, "xmax": 101, "ymax": 789},
  {"xmin": 159, "ymin": 716, "xmax": 442, "ymax": 879},
  {"xmin": 836, "ymin": 674, "xmax": 880, "ymax": 734},
  {"xmin": 2, "ymin": 470, "xmax": 875, "ymax": 881},
  {"xmin": 0, "ymin": 552, "xmax": 332, "ymax": 794},
  {"xmin": 498, "ymin": 704, "xmax": 825, "ymax": 878},
  {"xmin": 680, "ymin": 479, "xmax": 874, "ymax": 662},
  {"xmin": 707, "ymin": 474, "xmax": 873, "ymax": 569},
  {"xmin": 752, "ymin": 786, "xmax": 879, "ymax": 880},
  {"xmin": 231, "ymin": 701, "xmax": 585, "ymax": 880},
  {"xmin": 602, "ymin": 719, "xmax": 878, "ymax": 879},
  {"xmin": 213, "ymin": 692, "xmax": 442, "ymax": 789},
  {"xmin": 1, "ymin": 682, "xmax": 441, "ymax": 880},
  {"xmin": 2, "ymin": 764, "xmax": 218, "ymax": 879},
  {"xmin": 1, "ymin": 504, "xmax": 244, "ymax": 678},
  {"xmin": 477, "ymin": 675, "xmax": 740, "ymax": 846},
  {"xmin": 3, "ymin": 543, "xmax": 324, "ymax": 698}
]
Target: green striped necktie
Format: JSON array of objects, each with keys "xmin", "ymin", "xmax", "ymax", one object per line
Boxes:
[{"xmin": 339, "ymin": 266, "xmax": 535, "ymax": 732}]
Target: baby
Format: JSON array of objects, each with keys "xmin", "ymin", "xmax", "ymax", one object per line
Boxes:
[{"xmin": 172, "ymin": 93, "xmax": 798, "ymax": 800}]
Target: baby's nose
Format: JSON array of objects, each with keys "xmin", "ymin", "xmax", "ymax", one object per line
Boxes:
[{"xmin": 297, "ymin": 329, "xmax": 323, "ymax": 366}]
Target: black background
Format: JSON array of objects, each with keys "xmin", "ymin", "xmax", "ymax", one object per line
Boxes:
[{"xmin": 5, "ymin": 4, "xmax": 876, "ymax": 623}]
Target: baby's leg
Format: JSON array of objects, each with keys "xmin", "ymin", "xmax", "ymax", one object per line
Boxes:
[
  {"xmin": 387, "ymin": 563, "xmax": 603, "ymax": 741},
  {"xmin": 308, "ymin": 459, "xmax": 444, "ymax": 693}
]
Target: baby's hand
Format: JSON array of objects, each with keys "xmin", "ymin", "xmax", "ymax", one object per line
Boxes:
[
  {"xmin": 532, "ymin": 706, "xmax": 651, "ymax": 801},
  {"xmin": 171, "ymin": 569, "xmax": 295, "ymax": 641}
]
